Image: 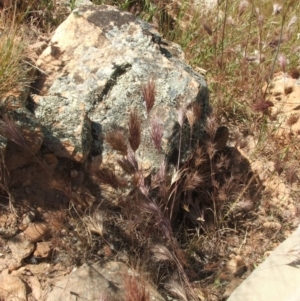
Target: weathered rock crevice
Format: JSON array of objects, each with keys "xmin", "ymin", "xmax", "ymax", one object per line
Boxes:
[{"xmin": 93, "ymin": 62, "xmax": 132, "ymax": 106}]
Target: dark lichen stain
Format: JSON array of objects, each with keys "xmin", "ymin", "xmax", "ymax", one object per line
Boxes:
[
  {"xmin": 84, "ymin": 6, "xmax": 135, "ymax": 34},
  {"xmin": 159, "ymin": 47, "xmax": 172, "ymax": 58},
  {"xmin": 95, "ymin": 63, "xmax": 132, "ymax": 104}
]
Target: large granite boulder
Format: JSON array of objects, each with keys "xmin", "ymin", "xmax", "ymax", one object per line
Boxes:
[{"xmin": 34, "ymin": 4, "xmax": 209, "ymax": 170}]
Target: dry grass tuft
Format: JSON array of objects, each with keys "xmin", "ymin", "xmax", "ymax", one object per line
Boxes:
[
  {"xmin": 182, "ymin": 171, "xmax": 204, "ymax": 192},
  {"xmin": 0, "ymin": 28, "xmax": 31, "ymax": 98},
  {"xmin": 105, "ymin": 131, "xmax": 128, "ymax": 156},
  {"xmin": 117, "ymin": 157, "xmax": 136, "ymax": 174},
  {"xmin": 0, "ymin": 115, "xmax": 29, "ymax": 150},
  {"xmin": 128, "ymin": 110, "xmax": 141, "ymax": 152},
  {"xmin": 186, "ymin": 109, "xmax": 196, "ymax": 129},
  {"xmin": 0, "ymin": 0, "xmax": 68, "ymax": 31},
  {"xmin": 152, "ymin": 244, "xmax": 175, "ymax": 262},
  {"xmin": 177, "ymin": 107, "xmax": 186, "ymax": 128},
  {"xmin": 150, "ymin": 116, "xmax": 163, "ymax": 151},
  {"xmin": 251, "ymin": 100, "xmax": 274, "ymax": 114},
  {"xmin": 83, "ymin": 209, "xmax": 105, "ymax": 237},
  {"xmin": 124, "ymin": 274, "xmax": 150, "ymax": 301},
  {"xmin": 93, "ymin": 167, "xmax": 127, "ymax": 190},
  {"xmin": 166, "ymin": 279, "xmax": 188, "ymax": 301},
  {"xmin": 238, "ymin": 0, "xmax": 249, "ymax": 16},
  {"xmin": 127, "ymin": 148, "xmax": 139, "ymax": 171},
  {"xmin": 142, "ymin": 78, "xmax": 156, "ymax": 115}
]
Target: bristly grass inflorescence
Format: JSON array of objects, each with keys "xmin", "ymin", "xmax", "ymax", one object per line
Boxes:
[{"xmin": 94, "ymin": 74, "xmax": 260, "ymax": 299}]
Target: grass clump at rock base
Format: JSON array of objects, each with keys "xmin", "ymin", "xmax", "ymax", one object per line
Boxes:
[{"xmin": 0, "ymin": 27, "xmax": 30, "ymax": 100}]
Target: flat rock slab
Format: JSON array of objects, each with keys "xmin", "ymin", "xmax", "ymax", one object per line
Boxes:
[
  {"xmin": 46, "ymin": 261, "xmax": 164, "ymax": 301},
  {"xmin": 228, "ymin": 225, "xmax": 300, "ymax": 301}
]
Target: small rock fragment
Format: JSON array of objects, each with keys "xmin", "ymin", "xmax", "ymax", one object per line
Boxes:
[
  {"xmin": 34, "ymin": 242, "xmax": 51, "ymax": 258},
  {"xmin": 23, "ymin": 222, "xmax": 49, "ymax": 242},
  {"xmin": 8, "ymin": 233, "xmax": 35, "ymax": 264},
  {"xmin": 219, "ymin": 255, "xmax": 247, "ymax": 281},
  {"xmin": 263, "ymin": 221, "xmax": 281, "ymax": 231},
  {"xmin": 0, "ymin": 275, "xmax": 27, "ymax": 301},
  {"xmin": 22, "ymin": 211, "xmax": 36, "ymax": 225}
]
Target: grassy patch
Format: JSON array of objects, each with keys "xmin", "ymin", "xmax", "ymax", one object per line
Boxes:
[
  {"xmin": 0, "ymin": 0, "xmax": 69, "ymax": 29},
  {"xmin": 0, "ymin": 27, "xmax": 30, "ymax": 99},
  {"xmin": 164, "ymin": 0, "xmax": 300, "ymax": 123}
]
